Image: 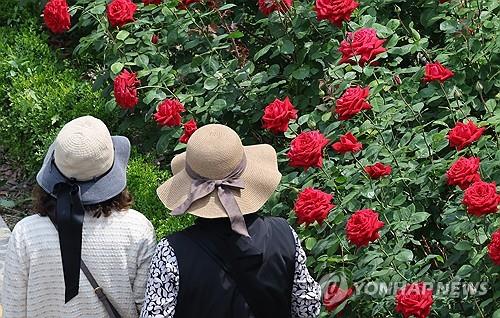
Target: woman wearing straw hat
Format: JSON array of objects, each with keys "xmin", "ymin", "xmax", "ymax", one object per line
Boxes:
[
  {"xmin": 2, "ymin": 116, "xmax": 156, "ymax": 318},
  {"xmin": 141, "ymin": 124, "xmax": 321, "ymax": 318}
]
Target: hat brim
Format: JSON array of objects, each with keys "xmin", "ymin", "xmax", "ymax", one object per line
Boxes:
[
  {"xmin": 157, "ymin": 144, "xmax": 282, "ymax": 219},
  {"xmin": 36, "ymin": 136, "xmax": 131, "ymax": 205}
]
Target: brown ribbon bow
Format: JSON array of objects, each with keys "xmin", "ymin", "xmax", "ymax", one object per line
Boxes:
[{"xmin": 172, "ymin": 156, "xmax": 249, "ymax": 237}]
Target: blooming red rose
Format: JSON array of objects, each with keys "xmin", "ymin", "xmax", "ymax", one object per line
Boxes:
[
  {"xmin": 346, "ymin": 209, "xmax": 384, "ymax": 247},
  {"xmin": 315, "ymin": 0, "xmax": 358, "ymax": 27},
  {"xmin": 462, "ymin": 181, "xmax": 500, "ymax": 216},
  {"xmin": 339, "ymin": 28, "xmax": 386, "ymax": 66},
  {"xmin": 448, "ymin": 120, "xmax": 485, "ymax": 151},
  {"xmin": 179, "ymin": 119, "xmax": 198, "ymax": 143},
  {"xmin": 423, "ymin": 62, "xmax": 454, "ymax": 83},
  {"xmin": 287, "ymin": 131, "xmax": 329, "ymax": 170},
  {"xmin": 178, "ymin": 0, "xmax": 201, "ymax": 9},
  {"xmin": 294, "ymin": 188, "xmax": 334, "ymax": 225},
  {"xmin": 43, "ymin": 0, "xmax": 71, "ymax": 34},
  {"xmin": 143, "ymin": 0, "xmax": 162, "ymax": 4},
  {"xmin": 488, "ymin": 229, "xmax": 500, "ymax": 265},
  {"xmin": 262, "ymin": 97, "xmax": 298, "ymax": 134},
  {"xmin": 332, "ymin": 132, "xmax": 362, "ymax": 154},
  {"xmin": 151, "ymin": 34, "xmax": 159, "ymax": 44},
  {"xmin": 258, "ymin": 0, "xmax": 292, "ymax": 15},
  {"xmin": 323, "ymin": 283, "xmax": 353, "ymax": 312},
  {"xmin": 154, "ymin": 99, "xmax": 185, "ymax": 127},
  {"xmin": 107, "ymin": 0, "xmax": 137, "ymax": 28},
  {"xmin": 446, "ymin": 157, "xmax": 481, "ymax": 190},
  {"xmin": 395, "ymin": 282, "xmax": 433, "ymax": 318},
  {"xmin": 114, "ymin": 70, "xmax": 140, "ymax": 109},
  {"xmin": 335, "ymin": 86, "xmax": 371, "ymax": 120},
  {"xmin": 364, "ymin": 162, "xmax": 392, "ymax": 179}
]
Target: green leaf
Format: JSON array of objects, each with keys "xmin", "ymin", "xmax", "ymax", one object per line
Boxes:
[
  {"xmin": 493, "ymin": 309, "xmax": 500, "ymax": 318},
  {"xmin": 456, "ymin": 264, "xmax": 473, "ymax": 277},
  {"xmin": 395, "ymin": 249, "xmax": 414, "ymax": 262},
  {"xmin": 110, "ymin": 62, "xmax": 124, "ymax": 74},
  {"xmin": 305, "ymin": 237, "xmax": 316, "ymax": 250},
  {"xmin": 254, "ymin": 45, "xmax": 272, "ymax": 61},
  {"xmin": 410, "ymin": 212, "xmax": 430, "ymax": 224},
  {"xmin": 228, "ymin": 31, "xmax": 244, "ymax": 39},
  {"xmin": 116, "ymin": 30, "xmax": 130, "ymax": 41},
  {"xmin": 291, "ymin": 66, "xmax": 310, "ymax": 80},
  {"xmin": 211, "ymin": 99, "xmax": 227, "ymax": 112},
  {"xmin": 219, "ymin": 3, "xmax": 236, "ymax": 10},
  {"xmin": 280, "ymin": 39, "xmax": 295, "ymax": 55},
  {"xmin": 455, "ymin": 241, "xmax": 472, "ymax": 251},
  {"xmin": 134, "ymin": 55, "xmax": 150, "ymax": 69},
  {"xmin": 204, "ymin": 78, "xmax": 218, "ymax": 90}
]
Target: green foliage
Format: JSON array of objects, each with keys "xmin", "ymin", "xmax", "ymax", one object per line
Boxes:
[
  {"xmin": 127, "ymin": 153, "xmax": 194, "ymax": 238},
  {"xmin": 0, "ymin": 22, "xmax": 115, "ymax": 174},
  {"xmin": 36, "ymin": 0, "xmax": 500, "ymax": 315}
]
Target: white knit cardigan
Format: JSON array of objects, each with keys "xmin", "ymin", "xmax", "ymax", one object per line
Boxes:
[{"xmin": 1, "ymin": 209, "xmax": 156, "ymax": 318}]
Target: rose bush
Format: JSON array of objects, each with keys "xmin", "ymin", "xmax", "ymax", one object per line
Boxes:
[{"xmin": 38, "ymin": 0, "xmax": 500, "ymax": 315}]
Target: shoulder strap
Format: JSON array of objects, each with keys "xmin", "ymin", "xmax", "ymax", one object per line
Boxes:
[
  {"xmin": 47, "ymin": 215, "xmax": 122, "ymax": 318},
  {"xmin": 181, "ymin": 226, "xmax": 271, "ymax": 318}
]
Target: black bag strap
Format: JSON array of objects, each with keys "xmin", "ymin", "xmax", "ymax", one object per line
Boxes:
[
  {"xmin": 80, "ymin": 261, "xmax": 122, "ymax": 318},
  {"xmin": 181, "ymin": 227, "xmax": 269, "ymax": 318},
  {"xmin": 48, "ymin": 215, "xmax": 122, "ymax": 318}
]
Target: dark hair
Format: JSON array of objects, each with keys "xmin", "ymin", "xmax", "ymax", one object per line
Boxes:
[{"xmin": 33, "ymin": 184, "xmax": 133, "ymax": 218}]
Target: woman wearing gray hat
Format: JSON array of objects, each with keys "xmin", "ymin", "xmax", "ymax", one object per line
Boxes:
[
  {"xmin": 2, "ymin": 116, "xmax": 156, "ymax": 318},
  {"xmin": 141, "ymin": 124, "xmax": 321, "ymax": 318}
]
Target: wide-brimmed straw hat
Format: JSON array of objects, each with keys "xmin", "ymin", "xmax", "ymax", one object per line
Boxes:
[
  {"xmin": 35, "ymin": 116, "xmax": 131, "ymax": 303},
  {"xmin": 157, "ymin": 124, "xmax": 282, "ymax": 221},
  {"xmin": 36, "ymin": 116, "xmax": 131, "ymax": 204}
]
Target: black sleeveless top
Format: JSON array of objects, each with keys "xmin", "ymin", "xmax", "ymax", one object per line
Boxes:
[{"xmin": 167, "ymin": 214, "xmax": 296, "ymax": 318}]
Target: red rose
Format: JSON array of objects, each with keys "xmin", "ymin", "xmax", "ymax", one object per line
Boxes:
[
  {"xmin": 335, "ymin": 86, "xmax": 371, "ymax": 120},
  {"xmin": 395, "ymin": 282, "xmax": 433, "ymax": 318},
  {"xmin": 107, "ymin": 0, "xmax": 137, "ymax": 28},
  {"xmin": 423, "ymin": 62, "xmax": 454, "ymax": 83},
  {"xmin": 114, "ymin": 70, "xmax": 140, "ymax": 109},
  {"xmin": 488, "ymin": 229, "xmax": 500, "ymax": 265},
  {"xmin": 287, "ymin": 131, "xmax": 329, "ymax": 170},
  {"xmin": 346, "ymin": 209, "xmax": 384, "ymax": 247},
  {"xmin": 258, "ymin": 0, "xmax": 293, "ymax": 15},
  {"xmin": 143, "ymin": 0, "xmax": 162, "ymax": 4},
  {"xmin": 154, "ymin": 99, "xmax": 185, "ymax": 127},
  {"xmin": 332, "ymin": 132, "xmax": 362, "ymax": 154},
  {"xmin": 446, "ymin": 156, "xmax": 481, "ymax": 190},
  {"xmin": 151, "ymin": 34, "xmax": 159, "ymax": 44},
  {"xmin": 339, "ymin": 28, "xmax": 386, "ymax": 66},
  {"xmin": 178, "ymin": 0, "xmax": 201, "ymax": 9},
  {"xmin": 179, "ymin": 119, "xmax": 198, "ymax": 143},
  {"xmin": 364, "ymin": 162, "xmax": 392, "ymax": 179},
  {"xmin": 462, "ymin": 181, "xmax": 500, "ymax": 216},
  {"xmin": 448, "ymin": 120, "xmax": 485, "ymax": 151},
  {"xmin": 294, "ymin": 188, "xmax": 334, "ymax": 225},
  {"xmin": 315, "ymin": 0, "xmax": 358, "ymax": 27},
  {"xmin": 262, "ymin": 97, "xmax": 298, "ymax": 134},
  {"xmin": 323, "ymin": 283, "xmax": 353, "ymax": 312},
  {"xmin": 43, "ymin": 0, "xmax": 71, "ymax": 34}
]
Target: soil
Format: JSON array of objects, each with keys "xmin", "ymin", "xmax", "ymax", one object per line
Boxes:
[{"xmin": 0, "ymin": 148, "xmax": 33, "ymax": 230}]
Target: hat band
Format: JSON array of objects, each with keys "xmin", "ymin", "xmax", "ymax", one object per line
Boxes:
[
  {"xmin": 51, "ymin": 149, "xmax": 116, "ymax": 183},
  {"xmin": 172, "ymin": 155, "xmax": 250, "ymax": 237}
]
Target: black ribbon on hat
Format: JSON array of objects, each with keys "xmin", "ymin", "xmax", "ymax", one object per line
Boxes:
[
  {"xmin": 52, "ymin": 181, "xmax": 85, "ymax": 303},
  {"xmin": 49, "ymin": 151, "xmax": 115, "ymax": 303}
]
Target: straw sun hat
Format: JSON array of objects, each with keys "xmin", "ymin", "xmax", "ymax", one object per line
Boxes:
[
  {"xmin": 36, "ymin": 116, "xmax": 131, "ymax": 204},
  {"xmin": 157, "ymin": 124, "xmax": 282, "ymax": 220}
]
